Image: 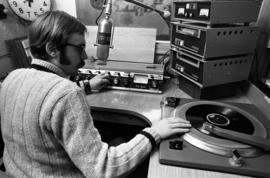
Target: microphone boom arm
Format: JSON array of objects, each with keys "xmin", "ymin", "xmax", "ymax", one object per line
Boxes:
[{"xmin": 124, "ymin": 0, "xmax": 170, "ymax": 27}]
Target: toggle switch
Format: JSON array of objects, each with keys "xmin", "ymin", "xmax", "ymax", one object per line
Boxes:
[{"xmin": 229, "ymin": 149, "xmax": 244, "ymax": 167}]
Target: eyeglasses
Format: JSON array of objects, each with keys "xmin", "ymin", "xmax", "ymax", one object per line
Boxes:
[{"xmin": 65, "ymin": 43, "xmax": 86, "ymax": 56}]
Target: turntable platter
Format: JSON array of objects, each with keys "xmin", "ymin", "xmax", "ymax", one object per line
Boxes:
[
  {"xmin": 185, "ymin": 104, "xmax": 255, "ymax": 135},
  {"xmin": 175, "ymin": 101, "xmax": 267, "ymax": 157},
  {"xmin": 159, "ymin": 98, "xmax": 270, "ymax": 178}
]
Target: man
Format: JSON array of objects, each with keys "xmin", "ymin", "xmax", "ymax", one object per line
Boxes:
[{"xmin": 0, "ymin": 10, "xmax": 191, "ymax": 178}]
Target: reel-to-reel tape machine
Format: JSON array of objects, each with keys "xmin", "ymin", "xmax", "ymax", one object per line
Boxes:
[{"xmin": 159, "ymin": 98, "xmax": 270, "ymax": 178}]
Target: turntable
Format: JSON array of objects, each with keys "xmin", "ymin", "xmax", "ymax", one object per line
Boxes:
[{"xmin": 159, "ymin": 98, "xmax": 270, "ymax": 178}]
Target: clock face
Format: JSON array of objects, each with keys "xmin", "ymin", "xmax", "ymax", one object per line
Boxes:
[{"xmin": 7, "ymin": 0, "xmax": 52, "ymax": 22}]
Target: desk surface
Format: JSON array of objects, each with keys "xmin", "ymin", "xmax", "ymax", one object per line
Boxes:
[{"xmin": 86, "ymin": 79, "xmax": 252, "ymax": 178}]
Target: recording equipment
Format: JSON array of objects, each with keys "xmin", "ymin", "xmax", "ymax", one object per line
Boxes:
[
  {"xmin": 171, "ymin": 49, "xmax": 253, "ymax": 87},
  {"xmin": 171, "ymin": 0, "xmax": 262, "ymax": 24},
  {"xmin": 159, "ymin": 98, "xmax": 270, "ymax": 178},
  {"xmin": 170, "ymin": 0, "xmax": 261, "ymax": 99},
  {"xmin": 171, "ymin": 22, "xmax": 259, "ymax": 58},
  {"xmin": 177, "ymin": 76, "xmax": 243, "ymax": 99},
  {"xmin": 94, "ymin": 0, "xmax": 114, "ymax": 63},
  {"xmin": 77, "ymin": 60, "xmax": 165, "ymax": 94}
]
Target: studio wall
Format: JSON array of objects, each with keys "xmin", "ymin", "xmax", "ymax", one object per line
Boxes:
[
  {"xmin": 76, "ymin": 0, "xmax": 171, "ymax": 40},
  {"xmin": 0, "ymin": 0, "xmax": 76, "ymax": 79}
]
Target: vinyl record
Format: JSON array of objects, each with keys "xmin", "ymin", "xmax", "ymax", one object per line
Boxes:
[{"xmin": 186, "ymin": 104, "xmax": 255, "ymax": 135}]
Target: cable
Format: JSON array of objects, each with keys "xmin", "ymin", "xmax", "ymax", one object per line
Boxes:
[
  {"xmin": 254, "ymin": 49, "xmax": 259, "ymax": 82},
  {"xmin": 0, "ymin": 53, "xmax": 11, "ymax": 58},
  {"xmin": 94, "ymin": 0, "xmax": 107, "ymax": 25},
  {"xmin": 250, "ymin": 49, "xmax": 259, "ymax": 83},
  {"xmin": 125, "ymin": 0, "xmax": 170, "ymax": 28},
  {"xmin": 157, "ymin": 49, "xmax": 171, "ymax": 64}
]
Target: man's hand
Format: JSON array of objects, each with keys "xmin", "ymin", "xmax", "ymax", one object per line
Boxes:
[
  {"xmin": 89, "ymin": 73, "xmax": 110, "ymax": 90},
  {"xmin": 151, "ymin": 117, "xmax": 191, "ymax": 139}
]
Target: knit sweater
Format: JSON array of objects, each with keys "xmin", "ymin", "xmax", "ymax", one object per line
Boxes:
[{"xmin": 0, "ymin": 59, "xmax": 161, "ymax": 178}]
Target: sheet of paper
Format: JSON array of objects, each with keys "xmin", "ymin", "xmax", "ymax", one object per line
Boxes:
[{"xmin": 85, "ymin": 26, "xmax": 157, "ymax": 63}]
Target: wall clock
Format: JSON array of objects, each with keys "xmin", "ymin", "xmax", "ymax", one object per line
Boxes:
[{"xmin": 7, "ymin": 0, "xmax": 52, "ymax": 22}]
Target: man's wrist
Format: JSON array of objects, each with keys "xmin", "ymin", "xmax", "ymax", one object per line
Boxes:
[
  {"xmin": 140, "ymin": 127, "xmax": 162, "ymax": 150},
  {"xmin": 78, "ymin": 80, "xmax": 92, "ymax": 94},
  {"xmin": 83, "ymin": 80, "xmax": 92, "ymax": 94}
]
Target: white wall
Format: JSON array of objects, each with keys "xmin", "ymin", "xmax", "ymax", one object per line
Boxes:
[{"xmin": 55, "ymin": 0, "xmax": 77, "ymax": 17}]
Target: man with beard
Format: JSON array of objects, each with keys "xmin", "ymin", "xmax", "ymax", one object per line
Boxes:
[{"xmin": 0, "ymin": 10, "xmax": 191, "ymax": 178}]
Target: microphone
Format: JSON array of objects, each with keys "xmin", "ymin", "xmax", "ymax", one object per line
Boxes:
[{"xmin": 95, "ymin": 0, "xmax": 114, "ymax": 64}]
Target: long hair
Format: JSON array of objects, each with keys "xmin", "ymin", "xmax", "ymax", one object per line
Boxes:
[{"xmin": 28, "ymin": 10, "xmax": 87, "ymax": 62}]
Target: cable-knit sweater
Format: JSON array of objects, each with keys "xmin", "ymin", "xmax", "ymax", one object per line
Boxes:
[{"xmin": 0, "ymin": 59, "xmax": 161, "ymax": 178}]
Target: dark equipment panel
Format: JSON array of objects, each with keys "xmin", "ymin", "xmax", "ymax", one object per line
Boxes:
[
  {"xmin": 170, "ymin": 22, "xmax": 258, "ymax": 58},
  {"xmin": 171, "ymin": 49, "xmax": 253, "ymax": 87},
  {"xmin": 171, "ymin": 0, "xmax": 262, "ymax": 24}
]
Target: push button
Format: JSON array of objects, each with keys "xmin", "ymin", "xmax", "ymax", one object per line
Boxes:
[{"xmin": 169, "ymin": 140, "xmax": 183, "ymax": 150}]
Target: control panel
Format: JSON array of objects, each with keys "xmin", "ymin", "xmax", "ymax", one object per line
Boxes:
[
  {"xmin": 76, "ymin": 61, "xmax": 165, "ymax": 94},
  {"xmin": 171, "ymin": 0, "xmax": 261, "ymax": 24}
]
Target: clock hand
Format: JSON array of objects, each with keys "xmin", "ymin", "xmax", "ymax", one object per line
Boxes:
[{"xmin": 25, "ymin": 0, "xmax": 34, "ymax": 8}]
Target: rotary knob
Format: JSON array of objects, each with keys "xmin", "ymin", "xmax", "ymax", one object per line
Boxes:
[
  {"xmin": 122, "ymin": 77, "xmax": 131, "ymax": 87},
  {"xmin": 112, "ymin": 78, "xmax": 119, "ymax": 85},
  {"xmin": 150, "ymin": 76, "xmax": 158, "ymax": 89},
  {"xmin": 113, "ymin": 73, "xmax": 121, "ymax": 86},
  {"xmin": 105, "ymin": 72, "xmax": 113, "ymax": 84}
]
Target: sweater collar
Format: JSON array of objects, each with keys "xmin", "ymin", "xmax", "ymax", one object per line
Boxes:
[{"xmin": 31, "ymin": 58, "xmax": 69, "ymax": 78}]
